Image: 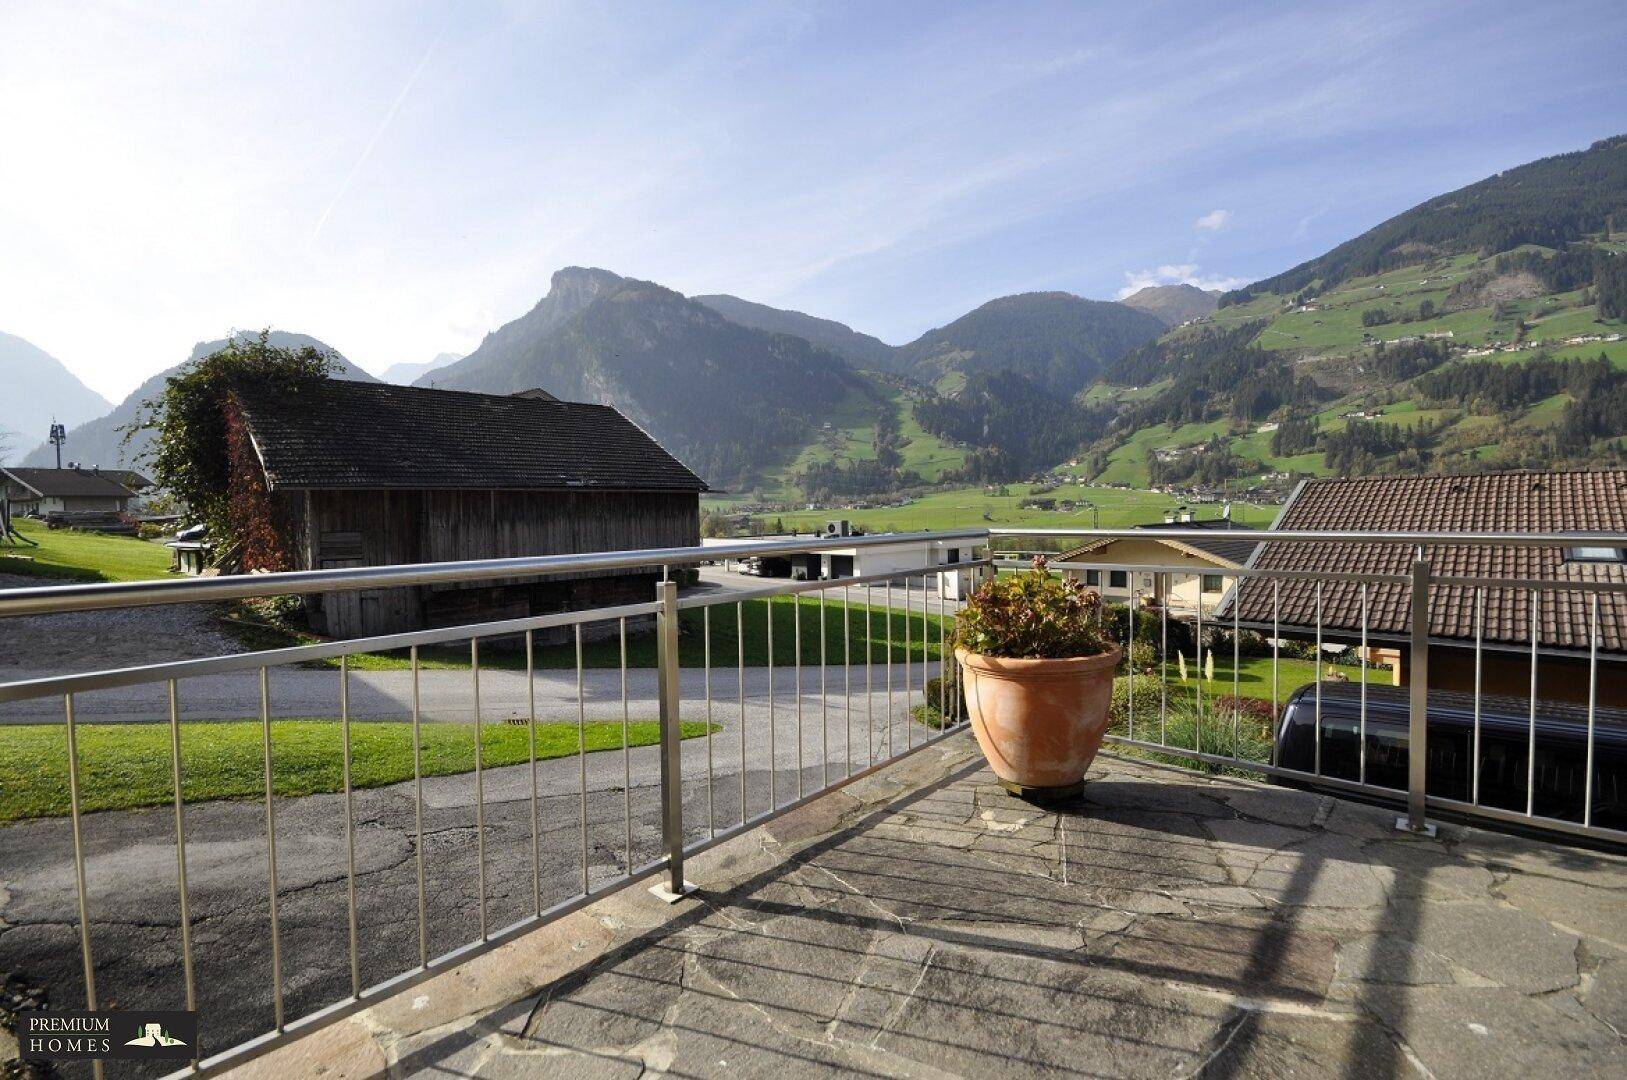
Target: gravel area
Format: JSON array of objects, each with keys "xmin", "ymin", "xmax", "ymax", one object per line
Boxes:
[{"xmin": 0, "ymin": 573, "xmax": 238, "ymax": 681}]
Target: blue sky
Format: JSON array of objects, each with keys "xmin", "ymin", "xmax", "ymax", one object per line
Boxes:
[{"xmin": 2, "ymin": 0, "xmax": 1624, "ymax": 398}]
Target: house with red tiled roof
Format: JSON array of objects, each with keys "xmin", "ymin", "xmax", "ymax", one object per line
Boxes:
[{"xmin": 1221, "ymin": 469, "xmax": 1627, "ymax": 705}]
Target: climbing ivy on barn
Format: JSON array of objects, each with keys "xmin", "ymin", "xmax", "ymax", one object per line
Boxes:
[{"xmin": 125, "ymin": 331, "xmax": 334, "ymax": 539}]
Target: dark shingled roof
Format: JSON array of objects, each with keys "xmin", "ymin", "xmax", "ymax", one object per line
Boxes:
[
  {"xmin": 1060, "ymin": 519, "xmax": 1259, "ymax": 567},
  {"xmin": 233, "ymin": 380, "xmax": 707, "ymax": 493},
  {"xmin": 1, "ymin": 467, "xmax": 136, "ymax": 499},
  {"xmin": 1225, "ymin": 470, "xmax": 1627, "ymax": 655}
]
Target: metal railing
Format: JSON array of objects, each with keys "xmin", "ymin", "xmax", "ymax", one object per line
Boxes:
[
  {"xmin": 3, "ymin": 525, "xmax": 1626, "ymax": 1076},
  {"xmin": 992, "ymin": 527, "xmax": 1627, "ymax": 846},
  {"xmin": 0, "ymin": 529, "xmax": 987, "ymax": 1077}
]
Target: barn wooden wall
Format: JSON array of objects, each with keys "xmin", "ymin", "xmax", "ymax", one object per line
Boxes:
[{"xmin": 292, "ymin": 488, "xmax": 698, "ymax": 638}]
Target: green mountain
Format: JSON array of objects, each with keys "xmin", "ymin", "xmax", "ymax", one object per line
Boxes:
[
  {"xmin": 1120, "ymin": 283, "xmax": 1221, "ymax": 328},
  {"xmin": 423, "ymin": 268, "xmax": 866, "ymax": 487},
  {"xmin": 692, "ymin": 294, "xmax": 896, "ymax": 369},
  {"xmin": 21, "ymin": 331, "xmax": 376, "ymax": 470},
  {"xmin": 0, "ymin": 332, "xmax": 112, "ymax": 457},
  {"xmin": 1225, "ymin": 134, "xmax": 1627, "ymax": 303},
  {"xmin": 896, "ymin": 292, "xmax": 1165, "ymax": 396},
  {"xmin": 1082, "ymin": 135, "xmax": 1627, "ymax": 490}
]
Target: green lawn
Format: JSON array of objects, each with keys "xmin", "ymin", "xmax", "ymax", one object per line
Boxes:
[
  {"xmin": 0, "ymin": 517, "xmax": 174, "ymax": 582},
  {"xmin": 0, "ymin": 717, "xmax": 715, "ymax": 823},
  {"xmin": 228, "ymin": 592, "xmax": 960, "ymax": 672},
  {"xmin": 1138, "ymin": 653, "xmax": 1368, "ymax": 705}
]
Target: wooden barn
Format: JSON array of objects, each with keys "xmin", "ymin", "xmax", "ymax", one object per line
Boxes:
[{"xmin": 225, "ymin": 380, "xmax": 706, "ymax": 639}]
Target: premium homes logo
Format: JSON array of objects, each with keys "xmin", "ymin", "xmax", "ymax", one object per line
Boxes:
[{"xmin": 19, "ymin": 1010, "xmax": 197, "ymax": 1061}]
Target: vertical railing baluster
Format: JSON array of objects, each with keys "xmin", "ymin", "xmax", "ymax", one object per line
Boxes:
[
  {"xmin": 620, "ymin": 618, "xmax": 632, "ymax": 873},
  {"xmin": 885, "ymin": 581, "xmax": 894, "ymax": 760},
  {"xmin": 737, "ymin": 602, "xmax": 746, "ymax": 827},
  {"xmin": 1127, "ymin": 588, "xmax": 1137, "ymax": 742},
  {"xmin": 576, "ymin": 625, "xmax": 588, "ymax": 895},
  {"xmin": 261, "ymin": 668, "xmax": 285, "ymax": 1031},
  {"xmin": 705, "ymin": 606, "xmax": 715, "ymax": 838},
  {"xmin": 471, "ymin": 639, "xmax": 487, "ymax": 940},
  {"xmin": 1195, "ymin": 576, "xmax": 1205, "ymax": 756},
  {"xmin": 920, "ymin": 576, "xmax": 929, "ymax": 742},
  {"xmin": 866, "ymin": 593, "xmax": 875, "ymax": 766},
  {"xmin": 1231, "ymin": 574, "xmax": 1240, "ymax": 757},
  {"xmin": 1585, "ymin": 593, "xmax": 1599, "ymax": 829},
  {"xmin": 843, "ymin": 585, "xmax": 853, "ymax": 776},
  {"xmin": 1401, "ymin": 557, "xmax": 1432, "ymax": 834},
  {"xmin": 167, "ymin": 680, "xmax": 197, "ymax": 1031},
  {"xmin": 1472, "ymin": 588, "xmax": 1483, "ymax": 807},
  {"xmin": 525, "ymin": 633, "xmax": 539, "ymax": 916},
  {"xmin": 412, "ymin": 647, "xmax": 429, "ymax": 961},
  {"xmin": 820, "ymin": 588, "xmax": 829, "ymax": 788},
  {"xmin": 340, "ymin": 656, "xmax": 360, "ymax": 997},
  {"xmin": 1313, "ymin": 582, "xmax": 1322, "ymax": 776},
  {"xmin": 1271, "ymin": 579, "xmax": 1280, "ymax": 735},
  {"xmin": 64, "ymin": 693, "xmax": 102, "ymax": 1080},
  {"xmin": 1359, "ymin": 585, "xmax": 1369, "ymax": 786},
  {"xmin": 768, "ymin": 597, "xmax": 777, "ymax": 808},
  {"xmin": 1160, "ymin": 578, "xmax": 1169, "ymax": 746},
  {"xmin": 904, "ymin": 578, "xmax": 913, "ymax": 750},
  {"xmin": 939, "ymin": 573, "xmax": 948, "ymax": 731},
  {"xmin": 1527, "ymin": 588, "xmax": 1539, "ymax": 818},
  {"xmin": 655, "ymin": 579, "xmax": 688, "ymax": 898},
  {"xmin": 795, "ymin": 594, "xmax": 804, "ymax": 799}
]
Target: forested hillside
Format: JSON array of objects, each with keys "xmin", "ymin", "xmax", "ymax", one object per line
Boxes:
[
  {"xmin": 1224, "ymin": 134, "xmax": 1627, "ymax": 303},
  {"xmin": 424, "ymin": 269, "xmax": 865, "ymax": 487}
]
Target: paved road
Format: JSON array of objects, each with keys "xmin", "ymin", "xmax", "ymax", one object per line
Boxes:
[{"xmin": 0, "ymin": 675, "xmax": 954, "ymax": 1075}]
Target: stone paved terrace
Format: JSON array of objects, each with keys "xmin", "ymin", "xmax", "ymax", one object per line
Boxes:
[{"xmin": 245, "ymin": 732, "xmax": 1627, "ymax": 1079}]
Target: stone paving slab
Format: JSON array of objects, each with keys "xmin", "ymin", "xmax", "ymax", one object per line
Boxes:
[{"xmin": 237, "ymin": 732, "xmax": 1627, "ymax": 1078}]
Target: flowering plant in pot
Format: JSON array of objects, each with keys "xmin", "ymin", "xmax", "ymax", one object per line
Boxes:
[{"xmin": 954, "ymin": 557, "xmax": 1121, "ymax": 799}]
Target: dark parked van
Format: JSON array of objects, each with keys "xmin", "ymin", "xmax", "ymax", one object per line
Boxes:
[{"xmin": 1275, "ymin": 681, "xmax": 1626, "ymax": 832}]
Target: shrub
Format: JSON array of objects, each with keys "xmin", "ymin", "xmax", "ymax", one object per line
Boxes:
[
  {"xmin": 952, "ymin": 558, "xmax": 1114, "ymax": 659},
  {"xmin": 1120, "ymin": 641, "xmax": 1158, "ymax": 675},
  {"xmin": 911, "ymin": 669, "xmax": 967, "ymax": 730},
  {"xmin": 1211, "ymin": 694, "xmax": 1278, "ymax": 726},
  {"xmin": 1107, "ymin": 688, "xmax": 1274, "ymax": 775}
]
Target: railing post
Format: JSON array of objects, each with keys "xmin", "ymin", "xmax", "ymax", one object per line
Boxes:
[
  {"xmin": 1399, "ymin": 556, "xmax": 1436, "ymax": 836},
  {"xmin": 652, "ymin": 579, "xmax": 695, "ymax": 901}
]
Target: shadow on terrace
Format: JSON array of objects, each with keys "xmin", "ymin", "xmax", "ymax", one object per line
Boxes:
[{"xmin": 255, "ymin": 733, "xmax": 1626, "ymax": 1079}]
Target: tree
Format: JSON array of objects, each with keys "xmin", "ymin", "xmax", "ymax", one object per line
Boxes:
[
  {"xmin": 0, "ymin": 425, "xmax": 14, "ymax": 466},
  {"xmin": 700, "ymin": 510, "xmax": 733, "ymax": 538},
  {"xmin": 124, "ymin": 331, "xmax": 335, "ymax": 537}
]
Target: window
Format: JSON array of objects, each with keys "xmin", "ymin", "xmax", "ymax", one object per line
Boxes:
[
  {"xmin": 1564, "ymin": 546, "xmax": 1625, "ymax": 564},
  {"xmin": 1201, "ymin": 574, "xmax": 1225, "ymax": 593},
  {"xmin": 1109, "ymin": 570, "xmax": 1128, "ymax": 589},
  {"xmin": 1085, "ymin": 569, "xmax": 1100, "ymax": 586}
]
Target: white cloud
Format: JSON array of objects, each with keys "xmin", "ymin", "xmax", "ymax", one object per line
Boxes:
[
  {"xmin": 1195, "ymin": 209, "xmax": 1232, "ymax": 231},
  {"xmin": 1116, "ymin": 264, "xmax": 1248, "ymax": 298}
]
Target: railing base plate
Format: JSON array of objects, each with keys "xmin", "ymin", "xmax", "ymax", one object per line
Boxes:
[
  {"xmin": 649, "ymin": 880, "xmax": 698, "ymax": 904},
  {"xmin": 1395, "ymin": 817, "xmax": 1438, "ymax": 838}
]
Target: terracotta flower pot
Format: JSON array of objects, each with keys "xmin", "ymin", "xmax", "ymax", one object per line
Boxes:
[{"xmin": 956, "ymin": 645, "xmax": 1122, "ymax": 798}]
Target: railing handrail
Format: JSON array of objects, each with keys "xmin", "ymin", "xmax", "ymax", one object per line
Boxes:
[
  {"xmin": 0, "ymin": 528, "xmax": 987, "ymax": 617},
  {"xmin": 992, "ymin": 527, "xmax": 1627, "ymax": 546},
  {"xmin": 6, "ymin": 526, "xmax": 1622, "ymax": 619}
]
